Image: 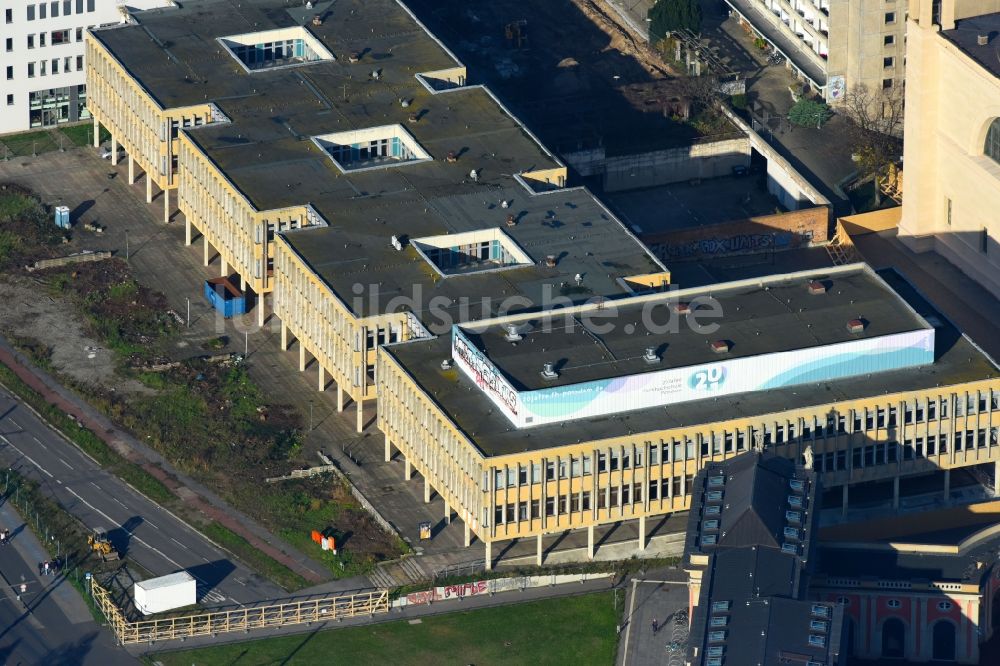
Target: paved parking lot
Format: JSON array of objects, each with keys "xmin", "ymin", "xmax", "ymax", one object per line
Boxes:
[{"xmin": 617, "ymin": 572, "xmax": 691, "ymax": 666}]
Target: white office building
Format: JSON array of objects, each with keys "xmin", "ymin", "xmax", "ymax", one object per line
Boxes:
[{"xmin": 0, "ymin": 0, "xmax": 174, "ymax": 135}]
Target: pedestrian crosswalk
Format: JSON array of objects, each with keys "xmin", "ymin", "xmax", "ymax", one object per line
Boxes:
[{"xmin": 367, "ymin": 556, "xmax": 430, "ymax": 589}]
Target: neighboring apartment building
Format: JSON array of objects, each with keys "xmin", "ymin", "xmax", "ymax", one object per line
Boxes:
[
  {"xmin": 898, "ymin": 0, "xmax": 1000, "ymax": 296},
  {"xmin": 723, "ymin": 0, "xmax": 906, "ymax": 101},
  {"xmin": 0, "ymin": 0, "xmax": 173, "ymax": 135}
]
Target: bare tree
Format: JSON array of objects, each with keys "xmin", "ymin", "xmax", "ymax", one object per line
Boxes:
[
  {"xmin": 673, "ymin": 73, "xmax": 720, "ymax": 115},
  {"xmin": 839, "ymin": 83, "xmax": 905, "ymax": 203}
]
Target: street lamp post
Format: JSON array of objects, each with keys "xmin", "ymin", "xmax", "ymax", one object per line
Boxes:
[
  {"xmin": 309, "ymin": 401, "xmax": 314, "ymax": 431},
  {"xmin": 125, "ymin": 229, "xmax": 129, "ymax": 261},
  {"xmin": 186, "ymin": 297, "xmax": 190, "ymax": 328}
]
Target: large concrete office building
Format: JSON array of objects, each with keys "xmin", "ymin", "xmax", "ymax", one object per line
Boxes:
[
  {"xmin": 899, "ymin": 0, "xmax": 1000, "ymax": 296},
  {"xmin": 0, "ymin": 0, "xmax": 173, "ymax": 135},
  {"xmin": 378, "ymin": 263, "xmax": 1000, "ymax": 567},
  {"xmin": 724, "ymin": 0, "xmax": 906, "ymax": 100},
  {"xmin": 83, "ymin": 0, "xmax": 668, "ymax": 430}
]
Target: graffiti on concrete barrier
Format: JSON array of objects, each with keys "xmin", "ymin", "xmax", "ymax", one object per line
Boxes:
[
  {"xmin": 655, "ymin": 232, "xmax": 796, "ymax": 260},
  {"xmin": 439, "ymin": 581, "xmax": 489, "ymax": 599}
]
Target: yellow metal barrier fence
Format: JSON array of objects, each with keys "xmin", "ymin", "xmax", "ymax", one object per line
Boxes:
[{"xmin": 91, "ymin": 579, "xmax": 390, "ymax": 645}]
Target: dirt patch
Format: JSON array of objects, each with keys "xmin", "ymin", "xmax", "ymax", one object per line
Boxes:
[{"xmin": 0, "ymin": 276, "xmax": 151, "ymax": 394}]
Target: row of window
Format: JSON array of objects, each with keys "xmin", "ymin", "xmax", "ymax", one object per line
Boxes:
[
  {"xmin": 21, "ymin": 27, "xmax": 85, "ymax": 49},
  {"xmin": 18, "ymin": 56, "xmax": 84, "ymax": 79},
  {"xmin": 25, "ymin": 0, "xmax": 96, "ymax": 21},
  {"xmin": 812, "ymin": 428, "xmax": 999, "ymax": 473},
  {"xmin": 838, "ymin": 597, "xmax": 951, "ymax": 611}
]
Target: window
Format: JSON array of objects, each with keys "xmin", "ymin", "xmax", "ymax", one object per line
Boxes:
[
  {"xmin": 51, "ymin": 59, "xmax": 58, "ymax": 74},
  {"xmin": 887, "ymin": 599, "xmax": 902, "ymax": 608},
  {"xmin": 984, "ymin": 119, "xmax": 1000, "ymax": 164},
  {"xmin": 28, "ymin": 62, "xmax": 35, "ymax": 77},
  {"xmin": 836, "ymin": 596, "xmax": 852, "ymax": 606},
  {"xmin": 64, "ymin": 56, "xmax": 71, "ymax": 72},
  {"xmin": 27, "ymin": 34, "xmax": 35, "ymax": 49},
  {"xmin": 87, "ymin": 0, "xmax": 95, "ymax": 12},
  {"xmin": 76, "ymin": 0, "xmax": 82, "ymax": 12},
  {"xmin": 5, "ymin": 8, "xmax": 12, "ymax": 23},
  {"xmin": 711, "ymin": 601, "xmax": 731, "ymax": 612},
  {"xmin": 5, "ymin": 94, "xmax": 12, "ymax": 106},
  {"xmin": 39, "ymin": 33, "xmax": 46, "ymax": 47},
  {"xmin": 63, "ymin": 0, "xmax": 71, "ymax": 15},
  {"xmin": 884, "ymin": 56, "xmax": 894, "ymax": 68},
  {"xmin": 27, "ymin": 5, "xmax": 35, "ymax": 20},
  {"xmin": 885, "ymin": 11, "xmax": 896, "ymax": 22},
  {"xmin": 75, "ymin": 27, "xmax": 82, "ymax": 41},
  {"xmin": 76, "ymin": 55, "xmax": 82, "ymax": 70},
  {"xmin": 982, "ymin": 228, "xmax": 989, "ymax": 254},
  {"xmin": 937, "ymin": 601, "xmax": 952, "ymax": 611},
  {"xmin": 52, "ymin": 29, "xmax": 70, "ymax": 45},
  {"xmin": 5, "ymin": 66, "xmax": 12, "ymax": 80},
  {"xmin": 884, "ymin": 35, "xmax": 895, "ymax": 45},
  {"xmin": 51, "ymin": 2, "xmax": 59, "ymax": 18},
  {"xmin": 883, "ymin": 78, "xmax": 894, "ymax": 89},
  {"xmin": 39, "ymin": 4, "xmax": 46, "ymax": 19},
  {"xmin": 40, "ymin": 60, "xmax": 46, "ymax": 76}
]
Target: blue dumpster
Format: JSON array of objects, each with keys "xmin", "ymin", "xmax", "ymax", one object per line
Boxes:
[{"xmin": 204, "ymin": 277, "xmax": 246, "ymax": 318}]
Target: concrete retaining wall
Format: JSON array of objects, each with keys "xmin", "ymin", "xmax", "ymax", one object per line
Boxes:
[{"xmin": 393, "ymin": 571, "xmax": 614, "ymax": 607}]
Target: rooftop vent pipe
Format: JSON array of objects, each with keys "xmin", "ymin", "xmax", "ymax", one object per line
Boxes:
[
  {"xmin": 846, "ymin": 319, "xmax": 866, "ymax": 334},
  {"xmin": 711, "ymin": 340, "xmax": 731, "ymax": 353},
  {"xmin": 440, "ymin": 359, "xmax": 453, "ymax": 371},
  {"xmin": 643, "ymin": 347, "xmax": 661, "ymax": 364},
  {"xmin": 541, "ymin": 362, "xmax": 559, "ymax": 380},
  {"xmin": 978, "ymin": 34, "xmax": 990, "ymax": 46},
  {"xmin": 807, "ymin": 280, "xmax": 827, "ymax": 295},
  {"xmin": 503, "ymin": 324, "xmax": 523, "ymax": 342}
]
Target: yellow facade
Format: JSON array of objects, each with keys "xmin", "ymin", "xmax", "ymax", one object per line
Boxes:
[
  {"xmin": 379, "ymin": 343, "xmax": 1000, "ymax": 563},
  {"xmin": 899, "ymin": 0, "xmax": 1000, "ymax": 295}
]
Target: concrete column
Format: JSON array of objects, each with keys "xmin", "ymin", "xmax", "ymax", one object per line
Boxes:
[
  {"xmin": 444, "ymin": 501, "xmax": 451, "ymax": 524},
  {"xmin": 404, "ymin": 458, "xmax": 412, "ymax": 481},
  {"xmin": 128, "ymin": 154, "xmax": 135, "ymax": 184},
  {"xmin": 995, "ymin": 460, "xmax": 1000, "ymax": 498},
  {"xmin": 145, "ymin": 173, "xmax": 152, "ymax": 203},
  {"xmin": 464, "ymin": 521, "xmax": 471, "ymax": 547},
  {"xmin": 384, "ymin": 434, "xmax": 391, "ymax": 463},
  {"xmin": 356, "ymin": 400, "xmax": 363, "ymax": 433},
  {"xmin": 336, "ymin": 385, "xmax": 344, "ymax": 412},
  {"xmin": 892, "ymin": 476, "xmax": 900, "ymax": 509},
  {"xmin": 92, "ymin": 117, "xmax": 100, "ymax": 148},
  {"xmin": 424, "ymin": 477, "xmax": 431, "ymax": 503},
  {"xmin": 485, "ymin": 541, "xmax": 493, "ymax": 571},
  {"xmin": 944, "ymin": 469, "xmax": 951, "ymax": 501},
  {"xmin": 203, "ymin": 236, "xmax": 210, "ymax": 266},
  {"xmin": 221, "ymin": 257, "xmax": 228, "ymax": 277},
  {"xmin": 280, "ymin": 323, "xmax": 288, "ymax": 351},
  {"xmin": 318, "ymin": 365, "xmax": 325, "ymax": 392},
  {"xmin": 638, "ymin": 515, "xmax": 646, "ymax": 552},
  {"xmin": 587, "ymin": 525, "xmax": 595, "ymax": 560},
  {"xmin": 841, "ymin": 484, "xmax": 849, "ymax": 518},
  {"xmin": 110, "ymin": 136, "xmax": 118, "ymax": 165},
  {"xmin": 185, "ymin": 218, "xmax": 192, "ymax": 246},
  {"xmin": 536, "ymin": 534, "xmax": 543, "ymax": 567},
  {"xmin": 299, "ymin": 343, "xmax": 306, "ymax": 371},
  {"xmin": 240, "ymin": 275, "xmax": 247, "ymax": 291},
  {"xmin": 163, "ymin": 187, "xmax": 170, "ymax": 223},
  {"xmin": 257, "ymin": 294, "xmax": 265, "ymax": 327}
]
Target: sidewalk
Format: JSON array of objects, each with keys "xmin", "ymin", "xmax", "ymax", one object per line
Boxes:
[{"xmin": 0, "ymin": 336, "xmax": 329, "ymax": 586}]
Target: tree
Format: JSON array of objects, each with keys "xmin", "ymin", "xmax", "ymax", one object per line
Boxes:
[
  {"xmin": 788, "ymin": 98, "xmax": 832, "ymax": 129},
  {"xmin": 839, "ymin": 83, "xmax": 905, "ymax": 202},
  {"xmin": 648, "ymin": 0, "xmax": 703, "ymax": 42}
]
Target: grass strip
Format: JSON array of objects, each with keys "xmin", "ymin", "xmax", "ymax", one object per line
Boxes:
[
  {"xmin": 147, "ymin": 590, "xmax": 620, "ymax": 666},
  {"xmin": 202, "ymin": 521, "xmax": 307, "ymax": 592},
  {"xmin": 0, "ymin": 362, "xmax": 174, "ymax": 505}
]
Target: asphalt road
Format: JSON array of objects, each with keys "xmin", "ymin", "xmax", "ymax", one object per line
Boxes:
[
  {"xmin": 0, "ymin": 388, "xmax": 285, "ymax": 609},
  {"xmin": 0, "ymin": 498, "xmax": 136, "ymax": 665}
]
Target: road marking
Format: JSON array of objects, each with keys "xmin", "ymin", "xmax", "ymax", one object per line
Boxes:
[
  {"xmin": 112, "ymin": 497, "xmax": 127, "ymax": 508},
  {"xmin": 0, "ymin": 435, "xmax": 54, "ymax": 478},
  {"xmin": 32, "ymin": 436, "xmax": 47, "ymax": 451},
  {"xmin": 8, "ymin": 418, "xmax": 19, "ymax": 428},
  {"xmin": 170, "ymin": 537, "xmax": 187, "ymax": 549},
  {"xmin": 145, "ymin": 519, "xmax": 160, "ymax": 530},
  {"xmin": 89, "ymin": 481, "xmax": 101, "ymax": 490},
  {"xmin": 621, "ymin": 578, "xmax": 639, "ymax": 666},
  {"xmin": 58, "ymin": 458, "xmax": 72, "ymax": 470},
  {"xmin": 65, "ymin": 487, "xmax": 184, "ymax": 567}
]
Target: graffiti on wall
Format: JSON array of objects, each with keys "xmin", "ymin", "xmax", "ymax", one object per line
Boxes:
[{"xmin": 653, "ymin": 231, "xmax": 801, "ymax": 260}]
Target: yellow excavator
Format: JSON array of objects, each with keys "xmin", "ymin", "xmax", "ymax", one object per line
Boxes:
[{"xmin": 87, "ymin": 528, "xmax": 120, "ymax": 562}]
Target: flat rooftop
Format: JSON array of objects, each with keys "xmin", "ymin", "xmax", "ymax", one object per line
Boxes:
[
  {"xmin": 385, "ymin": 266, "xmax": 998, "ymax": 456},
  {"xmin": 461, "ymin": 264, "xmax": 929, "ymax": 391},
  {"xmin": 942, "ymin": 13, "xmax": 1000, "ymax": 80},
  {"xmin": 93, "ymin": 0, "xmax": 662, "ymax": 319}
]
